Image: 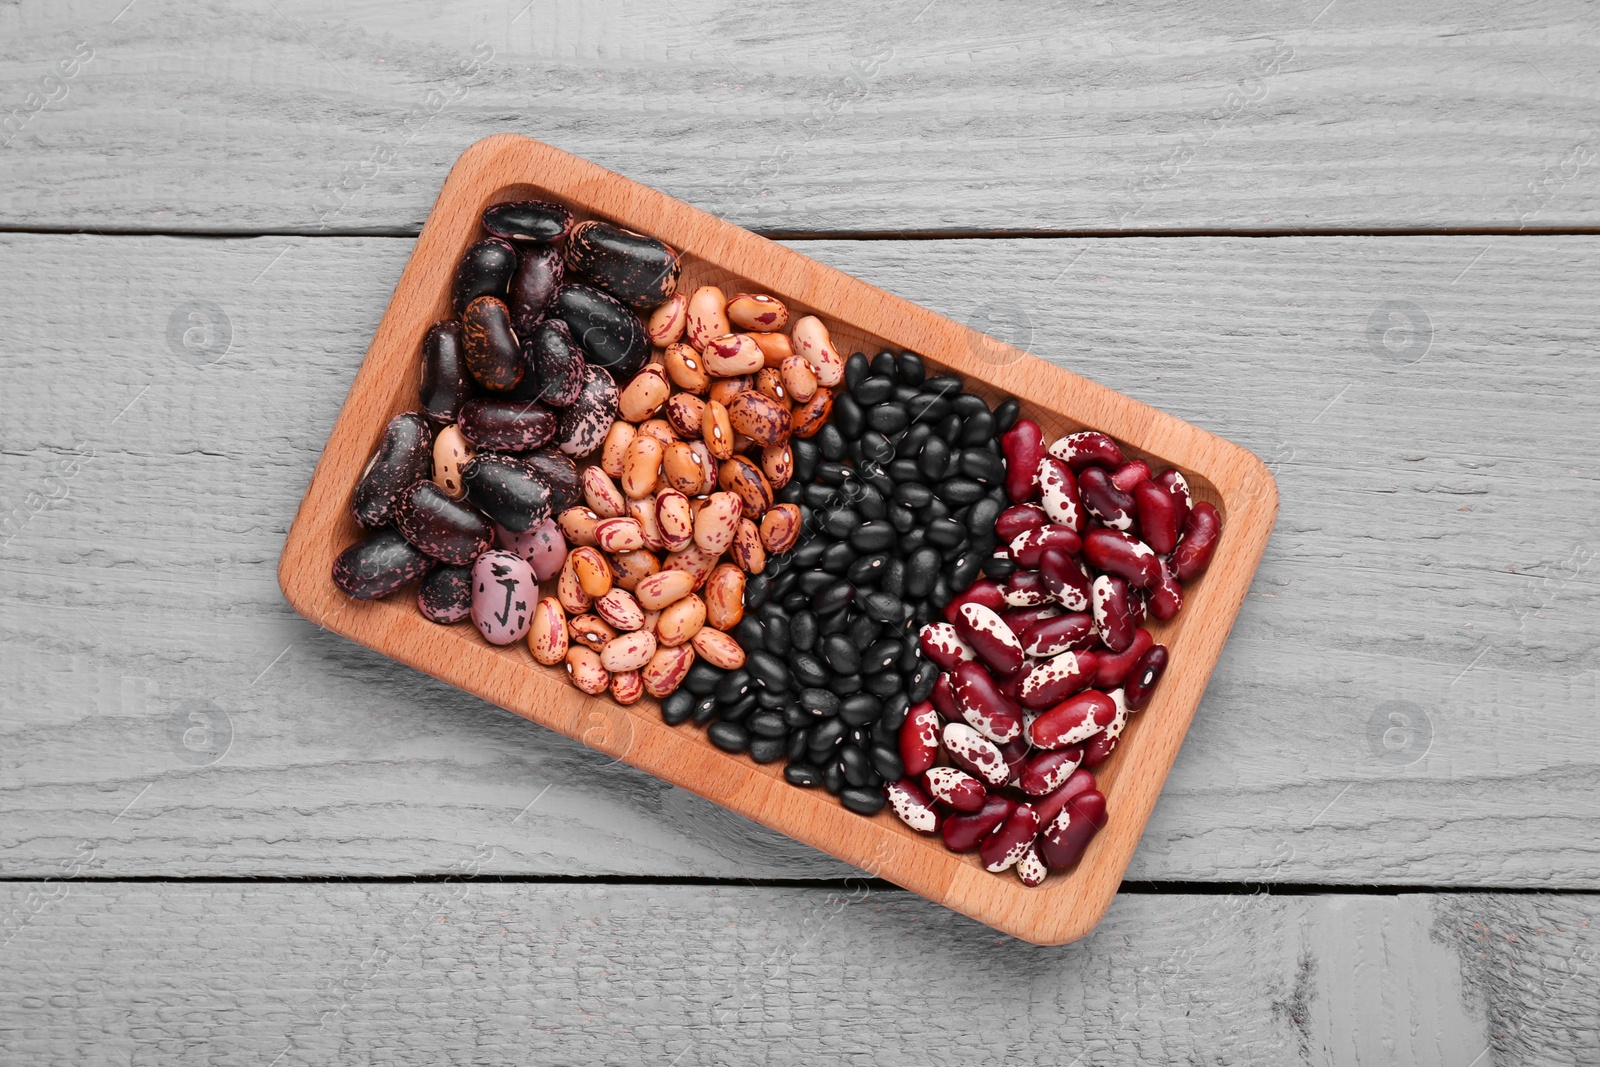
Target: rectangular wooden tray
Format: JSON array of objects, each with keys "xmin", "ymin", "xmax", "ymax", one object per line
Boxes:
[{"xmin": 278, "ymin": 134, "xmax": 1278, "ymax": 945}]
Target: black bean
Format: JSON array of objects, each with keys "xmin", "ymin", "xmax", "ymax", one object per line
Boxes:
[
  {"xmin": 867, "ymin": 403, "xmax": 910, "ymax": 434},
  {"xmin": 886, "ymin": 459, "xmax": 922, "ymax": 484},
  {"xmin": 745, "ymin": 574, "xmax": 773, "ymax": 611},
  {"xmin": 848, "ymin": 374, "xmax": 890, "ymax": 405},
  {"xmin": 823, "ymin": 508, "xmax": 861, "ymax": 540},
  {"xmin": 938, "ymin": 477, "xmax": 986, "ymax": 505},
  {"xmin": 900, "ymin": 528, "xmax": 928, "ymax": 556},
  {"xmin": 919, "ymin": 496, "xmax": 951, "ymax": 523},
  {"xmin": 816, "ymin": 461, "xmax": 852, "ymax": 487},
  {"xmin": 803, "ymin": 483, "xmax": 841, "ymax": 509},
  {"xmin": 918, "ymin": 437, "xmax": 950, "ymax": 480},
  {"xmin": 747, "ymin": 650, "xmax": 790, "ymax": 690},
  {"xmin": 781, "ymin": 590, "xmax": 808, "ymax": 612},
  {"xmin": 791, "ymin": 438, "xmax": 820, "ymax": 482},
  {"xmin": 966, "ymin": 496, "xmax": 1003, "ymax": 538},
  {"xmin": 925, "ymin": 516, "xmax": 966, "ymax": 548},
  {"xmin": 749, "ymin": 736, "xmax": 787, "ymax": 763},
  {"xmin": 870, "ymin": 745, "xmax": 905, "ymax": 782},
  {"xmin": 812, "ymin": 579, "xmax": 854, "ymax": 614},
  {"xmin": 661, "ymin": 689, "xmax": 696, "ymax": 726},
  {"xmin": 720, "ymin": 694, "xmax": 757, "ymax": 722},
  {"xmin": 887, "ymin": 505, "xmax": 915, "ymax": 533},
  {"xmin": 761, "ymin": 612, "xmax": 791, "ymax": 656},
  {"xmin": 902, "ymin": 422, "xmax": 933, "ymax": 455},
  {"xmin": 821, "ymin": 760, "xmax": 846, "ymax": 796},
  {"xmin": 809, "ymin": 717, "xmax": 846, "ymax": 750},
  {"xmin": 770, "ymin": 568, "xmax": 800, "ymax": 598},
  {"xmin": 846, "ymin": 553, "xmax": 888, "ymax": 586},
  {"xmin": 685, "ymin": 662, "xmax": 725, "ymax": 696},
  {"xmin": 821, "ymin": 541, "xmax": 857, "ymax": 575},
  {"xmin": 861, "ymin": 639, "xmax": 901, "ymax": 675},
  {"xmin": 817, "ymin": 635, "xmax": 858, "ymax": 675},
  {"xmin": 929, "ymin": 573, "xmax": 953, "ymax": 607},
  {"xmin": 864, "ymin": 671, "xmax": 902, "ymax": 698},
  {"xmin": 960, "ymin": 449, "xmax": 1005, "ymax": 484},
  {"xmin": 691, "ymin": 695, "xmax": 719, "ymax": 724},
  {"xmin": 828, "ymin": 672, "xmax": 864, "ymax": 696},
  {"xmin": 845, "ymin": 615, "xmax": 879, "ymax": 650},
  {"xmin": 844, "ymin": 351, "xmax": 871, "ymax": 391},
  {"xmin": 748, "ymin": 710, "xmax": 789, "ymax": 739},
  {"xmin": 880, "ymin": 558, "xmax": 907, "ymax": 599},
  {"xmin": 780, "ymin": 704, "xmax": 809, "ymax": 730},
  {"xmin": 897, "ymin": 352, "xmax": 926, "ymax": 385},
  {"xmin": 731, "ymin": 616, "xmax": 765, "ymax": 651},
  {"xmin": 850, "ymin": 521, "xmax": 895, "ymax": 552},
  {"xmin": 904, "ymin": 546, "xmax": 942, "ymax": 598},
  {"xmin": 716, "ymin": 671, "xmax": 756, "ymax": 706},
  {"xmin": 893, "ymin": 482, "xmax": 933, "ymax": 509},
  {"xmin": 906, "ymin": 393, "xmax": 950, "ymax": 422},
  {"xmin": 935, "ymin": 412, "xmax": 964, "ymax": 445},
  {"xmin": 862, "ymin": 591, "xmax": 905, "ymax": 624},
  {"xmin": 789, "ymin": 539, "xmax": 826, "ymax": 570},
  {"xmin": 993, "ymin": 397, "xmax": 1021, "ymax": 434},
  {"xmin": 921, "ymin": 374, "xmax": 962, "ymax": 397},
  {"xmin": 984, "ymin": 554, "xmax": 1018, "ymax": 580},
  {"xmin": 960, "ymin": 410, "xmax": 996, "ymax": 447},
  {"xmin": 798, "ymin": 569, "xmax": 835, "ymax": 596},
  {"xmin": 839, "ymin": 694, "xmax": 880, "ymax": 726},
  {"xmin": 785, "ymin": 763, "xmax": 823, "ymax": 788},
  {"xmin": 840, "ymin": 745, "xmax": 873, "ymax": 787},
  {"xmin": 818, "ymin": 607, "xmax": 851, "ymax": 635},
  {"xmin": 871, "ymin": 351, "xmax": 899, "ymax": 380},
  {"xmin": 840, "ymin": 786, "xmax": 886, "ymax": 815},
  {"xmin": 855, "ymin": 484, "xmax": 887, "ymax": 520},
  {"xmin": 707, "ymin": 721, "xmax": 750, "ymax": 753},
  {"xmin": 950, "ymin": 392, "xmax": 987, "ymax": 418},
  {"xmin": 786, "ymin": 730, "xmax": 809, "ymax": 762},
  {"xmin": 859, "ymin": 463, "xmax": 895, "ymax": 498},
  {"xmin": 880, "ymin": 692, "xmax": 912, "ymax": 732},
  {"xmin": 790, "ymin": 652, "xmax": 830, "ymax": 688},
  {"xmin": 949, "ymin": 552, "xmax": 983, "ymax": 592},
  {"xmin": 800, "ymin": 687, "xmax": 841, "ymax": 717},
  {"xmin": 860, "ymin": 430, "xmax": 895, "ymax": 464},
  {"xmin": 832, "ymin": 394, "xmax": 865, "ymax": 437},
  {"xmin": 790, "ymin": 611, "xmax": 818, "ymax": 651},
  {"xmin": 756, "ymin": 687, "xmax": 787, "ymax": 709},
  {"xmin": 908, "ymin": 659, "xmax": 939, "ymax": 703},
  {"xmin": 816, "ymin": 422, "xmax": 847, "ymax": 462}
]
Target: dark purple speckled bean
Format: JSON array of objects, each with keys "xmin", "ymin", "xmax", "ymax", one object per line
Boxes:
[
  {"xmin": 352, "ymin": 412, "xmax": 433, "ymax": 528},
  {"xmin": 417, "ymin": 564, "xmax": 473, "ymax": 623},
  {"xmin": 394, "ymin": 480, "xmax": 494, "ymax": 566},
  {"xmin": 332, "ymin": 528, "xmax": 434, "ymax": 600}
]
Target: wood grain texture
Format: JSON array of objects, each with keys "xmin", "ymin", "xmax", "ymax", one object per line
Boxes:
[
  {"xmin": 2, "ymin": 0, "xmax": 1598, "ymax": 234},
  {"xmin": 12, "ymin": 882, "xmax": 1577, "ymax": 1066},
  {"xmin": 2, "ymin": 229, "xmax": 1595, "ymax": 889},
  {"xmin": 272, "ymin": 135, "xmax": 1277, "ymax": 944}
]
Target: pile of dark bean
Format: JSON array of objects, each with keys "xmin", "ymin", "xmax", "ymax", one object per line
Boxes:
[{"xmin": 658, "ymin": 350, "xmax": 1019, "ymax": 815}]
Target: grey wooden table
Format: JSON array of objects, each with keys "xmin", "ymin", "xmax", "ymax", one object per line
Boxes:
[{"xmin": 3, "ymin": 2, "xmax": 1597, "ymax": 1064}]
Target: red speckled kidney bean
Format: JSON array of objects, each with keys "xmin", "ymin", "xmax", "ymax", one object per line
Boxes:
[
  {"xmin": 1033, "ymin": 767, "xmax": 1097, "ymax": 829},
  {"xmin": 950, "ymin": 661, "xmax": 1025, "ymax": 744},
  {"xmin": 924, "ymin": 766, "xmax": 988, "ymax": 812},
  {"xmin": 1000, "ymin": 419, "xmax": 1046, "ymax": 503},
  {"xmin": 999, "ymin": 736, "xmax": 1030, "ymax": 786},
  {"xmin": 1081, "ymin": 730, "xmax": 1118, "ymax": 769},
  {"xmin": 995, "ymin": 503, "xmax": 1049, "ymax": 543},
  {"xmin": 1091, "ymin": 574, "xmax": 1137, "ymax": 653},
  {"xmin": 1039, "ymin": 790, "xmax": 1108, "ymax": 869},
  {"xmin": 886, "ymin": 778, "xmax": 941, "ymax": 833},
  {"xmin": 1148, "ymin": 557, "xmax": 1184, "ymax": 620},
  {"xmin": 1000, "ymin": 569, "xmax": 1052, "ymax": 608},
  {"xmin": 1094, "ymin": 628, "xmax": 1153, "ymax": 689},
  {"xmin": 1077, "ymin": 466, "xmax": 1136, "ymax": 531},
  {"xmin": 1110, "ymin": 461, "xmax": 1151, "ymax": 493},
  {"xmin": 1155, "ymin": 469, "xmax": 1193, "ymax": 531},
  {"xmin": 1049, "ymin": 430, "xmax": 1124, "ymax": 472},
  {"xmin": 1124, "ymin": 645, "xmax": 1168, "ymax": 710},
  {"xmin": 899, "ymin": 701, "xmax": 943, "ymax": 777},
  {"xmin": 941, "ymin": 794, "xmax": 1016, "ymax": 853},
  {"xmin": 942, "ymin": 578, "xmax": 1008, "ymax": 624},
  {"xmin": 1007, "ymin": 524, "xmax": 1083, "ymax": 568},
  {"xmin": 930, "ymin": 672, "xmax": 959, "ymax": 721},
  {"xmin": 1021, "ymin": 746, "xmax": 1084, "ymax": 795},
  {"xmin": 1132, "ymin": 479, "xmax": 1180, "ymax": 555},
  {"xmin": 1020, "ymin": 612, "xmax": 1096, "ymax": 658},
  {"xmin": 1036, "ymin": 456, "xmax": 1083, "ymax": 532},
  {"xmin": 918, "ymin": 622, "xmax": 976, "ymax": 672},
  {"xmin": 1028, "ymin": 689, "xmax": 1119, "ymax": 749},
  {"xmin": 1017, "ymin": 842, "xmax": 1049, "ymax": 886},
  {"xmin": 980, "ymin": 803, "xmax": 1040, "ymax": 873},
  {"xmin": 1039, "ymin": 551, "xmax": 1091, "ymax": 612},
  {"xmin": 1084, "ymin": 528, "xmax": 1162, "ymax": 590},
  {"xmin": 1174, "ymin": 500, "xmax": 1222, "ymax": 580},
  {"xmin": 1016, "ymin": 650, "xmax": 1095, "ymax": 711},
  {"xmin": 955, "ymin": 603, "xmax": 1025, "ymax": 677},
  {"xmin": 1002, "ymin": 604, "xmax": 1062, "ymax": 639},
  {"xmin": 942, "ymin": 722, "xmax": 1011, "ymax": 787}
]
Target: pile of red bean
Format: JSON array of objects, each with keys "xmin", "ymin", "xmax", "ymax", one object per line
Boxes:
[{"xmin": 885, "ymin": 421, "xmax": 1221, "ymax": 885}]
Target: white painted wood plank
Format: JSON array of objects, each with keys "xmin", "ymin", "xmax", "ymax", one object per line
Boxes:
[
  {"xmin": 1, "ymin": 0, "xmax": 1598, "ymax": 233},
  {"xmin": 1, "ymin": 233, "xmax": 1596, "ymax": 883},
  {"xmin": 2, "ymin": 883, "xmax": 1548, "ymax": 1065}
]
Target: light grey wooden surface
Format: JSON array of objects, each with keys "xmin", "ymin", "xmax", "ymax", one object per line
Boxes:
[
  {"xmin": 12, "ymin": 882, "xmax": 1600, "ymax": 1066},
  {"xmin": 4, "ymin": 1, "xmax": 1600, "ymax": 1061},
  {"xmin": 1, "ymin": 0, "xmax": 1599, "ymax": 234}
]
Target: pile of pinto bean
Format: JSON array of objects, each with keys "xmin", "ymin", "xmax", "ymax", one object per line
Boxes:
[
  {"xmin": 893, "ymin": 421, "xmax": 1220, "ymax": 885},
  {"xmin": 331, "ymin": 195, "xmax": 1221, "ymax": 887}
]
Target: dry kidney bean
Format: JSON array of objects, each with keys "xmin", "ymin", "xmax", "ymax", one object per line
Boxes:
[
  {"xmin": 953, "ymin": 603, "xmax": 1024, "ymax": 677},
  {"xmin": 565, "ymin": 220, "xmax": 680, "ymax": 310},
  {"xmin": 1148, "ymin": 558, "xmax": 1184, "ymax": 620},
  {"xmin": 1020, "ymin": 746, "xmax": 1083, "ymax": 796},
  {"xmin": 941, "ymin": 794, "xmax": 1015, "ymax": 853},
  {"xmin": 1031, "ymin": 767, "xmax": 1096, "ymax": 830},
  {"xmin": 553, "ymin": 284, "xmax": 650, "ymax": 381},
  {"xmin": 886, "ymin": 777, "xmax": 941, "ymax": 832},
  {"xmin": 1090, "ymin": 574, "xmax": 1136, "ymax": 653},
  {"xmin": 417, "ymin": 564, "xmax": 473, "ymax": 624},
  {"xmin": 1028, "ymin": 689, "xmax": 1118, "ymax": 750},
  {"xmin": 508, "ymin": 243, "xmax": 564, "ymax": 334},
  {"xmin": 1174, "ymin": 500, "xmax": 1221, "ymax": 580},
  {"xmin": 924, "ymin": 766, "xmax": 987, "ymax": 812},
  {"xmin": 470, "ymin": 550, "xmax": 537, "ymax": 646},
  {"xmin": 1049, "ymin": 430, "xmax": 1123, "ymax": 472},
  {"xmin": 1076, "ymin": 466, "xmax": 1135, "ymax": 531},
  {"xmin": 462, "ymin": 454, "xmax": 553, "ymax": 533},
  {"xmin": 918, "ymin": 622, "xmax": 976, "ymax": 671},
  {"xmin": 457, "ymin": 398, "xmax": 558, "ymax": 452},
  {"xmin": 1019, "ymin": 612, "xmax": 1095, "ymax": 657},
  {"xmin": 1036, "ymin": 456, "xmax": 1083, "ymax": 532},
  {"xmin": 523, "ymin": 319, "xmax": 587, "ymax": 408},
  {"xmin": 1015, "ymin": 650, "xmax": 1094, "ymax": 711},
  {"xmin": 431, "ymin": 425, "xmax": 473, "ymax": 500},
  {"xmin": 1155, "ymin": 468, "xmax": 1192, "ymax": 529},
  {"xmin": 979, "ymin": 803, "xmax": 1040, "ymax": 873},
  {"xmin": 352, "ymin": 412, "xmax": 434, "ymax": 528},
  {"xmin": 1008, "ymin": 524, "xmax": 1082, "ymax": 568},
  {"xmin": 333, "ymin": 528, "xmax": 434, "ymax": 600},
  {"xmin": 943, "ymin": 722, "xmax": 1010, "ymax": 787},
  {"xmin": 1000, "ymin": 419, "xmax": 1045, "ymax": 503},
  {"xmin": 565, "ymin": 646, "xmax": 610, "ymax": 695},
  {"xmin": 1124, "ymin": 644, "xmax": 1168, "ymax": 710},
  {"xmin": 1093, "ymin": 627, "xmax": 1153, "ymax": 690},
  {"xmin": 554, "ymin": 364, "xmax": 620, "ymax": 458},
  {"xmin": 1083, "ymin": 528, "xmax": 1161, "ymax": 590},
  {"xmin": 949, "ymin": 661, "xmax": 1024, "ymax": 744},
  {"xmin": 1039, "ymin": 549, "xmax": 1091, "ymax": 612},
  {"xmin": 1132, "ymin": 479, "xmax": 1180, "ymax": 555},
  {"xmin": 995, "ymin": 503, "xmax": 1048, "ymax": 542},
  {"xmin": 1038, "ymin": 789, "xmax": 1107, "ymax": 870},
  {"xmin": 899, "ymin": 701, "xmax": 942, "ymax": 776},
  {"xmin": 460, "ymin": 295, "xmax": 523, "ymax": 392},
  {"xmin": 528, "ymin": 597, "xmax": 569, "ymax": 665}
]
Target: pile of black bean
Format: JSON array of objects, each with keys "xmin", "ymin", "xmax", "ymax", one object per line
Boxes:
[{"xmin": 658, "ymin": 350, "xmax": 1019, "ymax": 816}]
